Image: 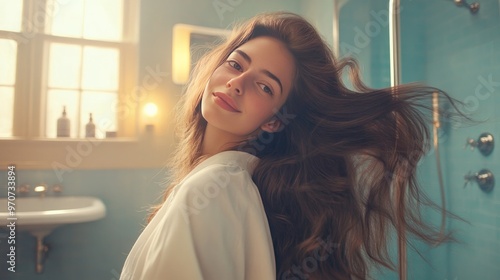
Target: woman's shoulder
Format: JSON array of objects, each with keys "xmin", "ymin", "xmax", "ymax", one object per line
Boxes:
[
  {"xmin": 179, "ymin": 150, "xmax": 258, "ymax": 187},
  {"xmin": 179, "ymin": 156, "xmax": 257, "ymax": 198},
  {"xmin": 193, "ymin": 150, "xmax": 259, "ymax": 175},
  {"xmin": 169, "ymin": 151, "xmax": 262, "ymax": 216}
]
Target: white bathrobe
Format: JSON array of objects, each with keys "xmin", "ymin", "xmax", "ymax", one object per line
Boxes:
[{"xmin": 120, "ymin": 151, "xmax": 276, "ymax": 280}]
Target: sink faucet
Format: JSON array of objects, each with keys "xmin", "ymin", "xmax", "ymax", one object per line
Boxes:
[
  {"xmin": 17, "ymin": 184, "xmax": 30, "ymax": 195},
  {"xmin": 33, "ymin": 184, "xmax": 47, "ymax": 197}
]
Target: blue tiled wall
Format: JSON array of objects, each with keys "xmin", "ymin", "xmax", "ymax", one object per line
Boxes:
[
  {"xmin": 339, "ymin": 0, "xmax": 500, "ymax": 279},
  {"xmin": 416, "ymin": 0, "xmax": 500, "ymax": 279}
]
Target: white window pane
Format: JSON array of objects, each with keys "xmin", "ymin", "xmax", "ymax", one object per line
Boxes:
[
  {"xmin": 0, "ymin": 0, "xmax": 23, "ymax": 32},
  {"xmin": 83, "ymin": 0, "xmax": 123, "ymax": 41},
  {"xmin": 81, "ymin": 91, "xmax": 117, "ymax": 138},
  {"xmin": 82, "ymin": 46, "xmax": 119, "ymax": 90},
  {"xmin": 48, "ymin": 43, "xmax": 82, "ymax": 88},
  {"xmin": 0, "ymin": 87, "xmax": 14, "ymax": 137},
  {"xmin": 46, "ymin": 0, "xmax": 84, "ymax": 37},
  {"xmin": 0, "ymin": 39, "xmax": 17, "ymax": 85},
  {"xmin": 46, "ymin": 90, "xmax": 79, "ymax": 138}
]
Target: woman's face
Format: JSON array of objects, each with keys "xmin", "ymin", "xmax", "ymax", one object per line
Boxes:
[{"xmin": 201, "ymin": 36, "xmax": 295, "ymax": 140}]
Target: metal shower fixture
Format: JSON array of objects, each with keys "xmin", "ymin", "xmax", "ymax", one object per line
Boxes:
[{"xmin": 453, "ymin": 0, "xmax": 480, "ymax": 13}]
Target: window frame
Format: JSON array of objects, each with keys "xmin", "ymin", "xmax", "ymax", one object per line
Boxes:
[{"xmin": 0, "ymin": 0, "xmax": 143, "ymax": 169}]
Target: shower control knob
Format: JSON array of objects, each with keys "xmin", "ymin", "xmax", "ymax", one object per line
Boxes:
[
  {"xmin": 463, "ymin": 169, "xmax": 495, "ymax": 192},
  {"xmin": 465, "ymin": 132, "xmax": 494, "ymax": 156},
  {"xmin": 454, "ymin": 0, "xmax": 480, "ymax": 13},
  {"xmin": 469, "ymin": 2, "xmax": 479, "ymax": 13}
]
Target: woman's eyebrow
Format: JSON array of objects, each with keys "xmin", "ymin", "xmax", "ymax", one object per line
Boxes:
[
  {"xmin": 234, "ymin": 49, "xmax": 283, "ymax": 95},
  {"xmin": 235, "ymin": 49, "xmax": 252, "ymax": 63}
]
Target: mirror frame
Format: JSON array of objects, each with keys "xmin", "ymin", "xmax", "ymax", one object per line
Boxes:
[{"xmin": 172, "ymin": 24, "xmax": 230, "ymax": 85}]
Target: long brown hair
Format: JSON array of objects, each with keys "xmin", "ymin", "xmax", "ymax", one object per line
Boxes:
[{"xmin": 151, "ymin": 12, "xmax": 464, "ymax": 279}]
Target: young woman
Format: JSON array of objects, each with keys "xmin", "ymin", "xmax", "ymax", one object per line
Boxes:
[{"xmin": 121, "ymin": 12, "xmax": 461, "ymax": 280}]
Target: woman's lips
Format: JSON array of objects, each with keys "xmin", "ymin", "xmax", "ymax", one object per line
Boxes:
[{"xmin": 213, "ymin": 92, "xmax": 241, "ymax": 112}]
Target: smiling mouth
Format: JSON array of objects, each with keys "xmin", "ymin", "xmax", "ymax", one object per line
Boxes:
[{"xmin": 212, "ymin": 92, "xmax": 241, "ymax": 112}]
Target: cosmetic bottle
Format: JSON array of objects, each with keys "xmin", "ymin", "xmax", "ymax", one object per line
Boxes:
[
  {"xmin": 85, "ymin": 113, "xmax": 96, "ymax": 138},
  {"xmin": 57, "ymin": 106, "xmax": 70, "ymax": 137}
]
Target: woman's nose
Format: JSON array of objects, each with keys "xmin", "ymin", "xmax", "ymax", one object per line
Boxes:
[{"xmin": 226, "ymin": 76, "xmax": 243, "ymax": 96}]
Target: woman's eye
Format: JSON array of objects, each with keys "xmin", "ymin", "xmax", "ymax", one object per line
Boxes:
[
  {"xmin": 259, "ymin": 84, "xmax": 273, "ymax": 95},
  {"xmin": 227, "ymin": 61, "xmax": 242, "ymax": 71}
]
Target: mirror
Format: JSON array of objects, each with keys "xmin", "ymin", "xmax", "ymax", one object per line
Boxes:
[{"xmin": 172, "ymin": 24, "xmax": 230, "ymax": 85}]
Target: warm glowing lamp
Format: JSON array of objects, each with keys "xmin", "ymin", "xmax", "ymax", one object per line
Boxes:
[
  {"xmin": 144, "ymin": 102, "xmax": 158, "ymax": 117},
  {"xmin": 144, "ymin": 102, "xmax": 158, "ymax": 132}
]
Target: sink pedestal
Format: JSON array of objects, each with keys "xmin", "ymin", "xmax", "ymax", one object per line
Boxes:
[
  {"xmin": 33, "ymin": 233, "xmax": 50, "ymax": 273},
  {"xmin": 23, "ymin": 225, "xmax": 57, "ymax": 273}
]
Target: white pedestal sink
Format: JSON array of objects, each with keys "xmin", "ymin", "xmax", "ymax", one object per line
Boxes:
[{"xmin": 0, "ymin": 196, "xmax": 106, "ymax": 273}]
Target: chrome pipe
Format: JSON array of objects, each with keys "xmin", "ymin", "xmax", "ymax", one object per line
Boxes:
[
  {"xmin": 389, "ymin": 0, "xmax": 407, "ymax": 279},
  {"xmin": 332, "ymin": 0, "xmax": 340, "ymax": 57},
  {"xmin": 389, "ymin": 0, "xmax": 402, "ymax": 87},
  {"xmin": 433, "ymin": 92, "xmax": 448, "ymax": 243},
  {"xmin": 332, "ymin": 0, "xmax": 349, "ymax": 58}
]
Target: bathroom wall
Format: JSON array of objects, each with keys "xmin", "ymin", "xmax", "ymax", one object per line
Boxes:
[{"xmin": 337, "ymin": 0, "xmax": 500, "ymax": 279}]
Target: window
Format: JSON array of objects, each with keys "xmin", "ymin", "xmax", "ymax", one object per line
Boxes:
[
  {"xmin": 0, "ymin": 0, "xmax": 22, "ymax": 137},
  {"xmin": 0, "ymin": 39, "xmax": 17, "ymax": 137},
  {"xmin": 0, "ymin": 0, "xmax": 139, "ymax": 139}
]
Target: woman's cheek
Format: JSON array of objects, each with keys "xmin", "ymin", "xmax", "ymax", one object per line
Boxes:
[
  {"xmin": 209, "ymin": 66, "xmax": 229, "ymax": 83},
  {"xmin": 252, "ymin": 103, "xmax": 276, "ymax": 123}
]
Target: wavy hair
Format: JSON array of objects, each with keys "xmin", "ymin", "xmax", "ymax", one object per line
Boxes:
[{"xmin": 150, "ymin": 12, "xmax": 464, "ymax": 280}]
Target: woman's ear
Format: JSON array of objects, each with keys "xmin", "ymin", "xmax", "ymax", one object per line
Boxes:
[{"xmin": 261, "ymin": 119, "xmax": 283, "ymax": 133}]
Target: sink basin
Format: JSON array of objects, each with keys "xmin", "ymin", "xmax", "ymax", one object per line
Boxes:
[{"xmin": 0, "ymin": 196, "xmax": 106, "ymax": 236}]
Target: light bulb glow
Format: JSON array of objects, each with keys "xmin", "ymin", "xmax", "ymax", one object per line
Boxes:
[{"xmin": 144, "ymin": 103, "xmax": 158, "ymax": 117}]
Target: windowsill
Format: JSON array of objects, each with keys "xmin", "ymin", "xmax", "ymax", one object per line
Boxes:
[
  {"xmin": 0, "ymin": 134, "xmax": 173, "ymax": 170},
  {"xmin": 0, "ymin": 137, "xmax": 139, "ymax": 143}
]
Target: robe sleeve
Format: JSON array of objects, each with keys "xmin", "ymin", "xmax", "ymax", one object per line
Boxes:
[{"xmin": 122, "ymin": 163, "xmax": 275, "ymax": 280}]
